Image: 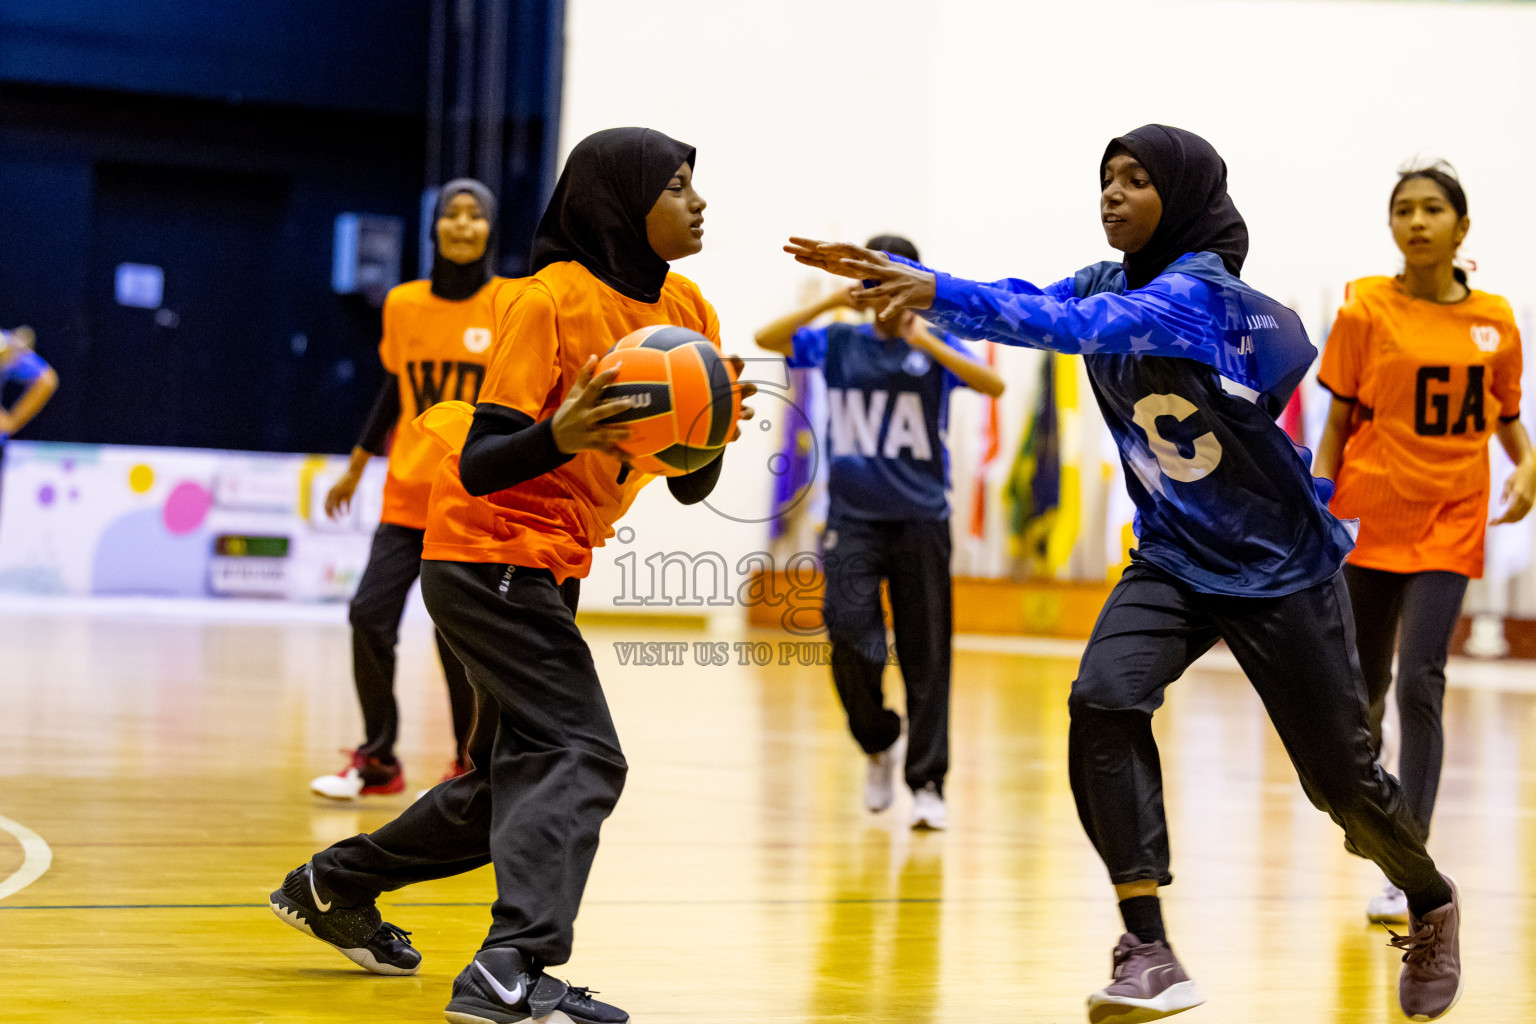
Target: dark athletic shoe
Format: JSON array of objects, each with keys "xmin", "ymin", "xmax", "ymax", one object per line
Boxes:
[
  {"xmin": 1086, "ymin": 933, "xmax": 1206, "ymax": 1023},
  {"xmin": 269, "ymin": 862, "xmax": 421, "ymax": 976},
  {"xmin": 444, "ymin": 946, "xmax": 628, "ymax": 1024},
  {"xmin": 1393, "ymin": 874, "xmax": 1463, "ymax": 1021}
]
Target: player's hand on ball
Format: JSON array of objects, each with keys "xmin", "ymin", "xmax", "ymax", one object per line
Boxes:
[
  {"xmin": 726, "ymin": 354, "xmax": 757, "ymax": 443},
  {"xmin": 784, "ymin": 237, "xmax": 936, "ymax": 320},
  {"xmin": 553, "ymin": 356, "xmax": 633, "ymax": 458},
  {"xmin": 324, "ymin": 472, "xmax": 361, "ymax": 519}
]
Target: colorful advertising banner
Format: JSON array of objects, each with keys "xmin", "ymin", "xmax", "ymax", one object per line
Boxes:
[{"xmin": 0, "ymin": 441, "xmax": 382, "ymax": 600}]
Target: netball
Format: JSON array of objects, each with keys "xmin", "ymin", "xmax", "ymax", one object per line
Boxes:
[{"xmin": 595, "ymin": 324, "xmax": 741, "ymax": 475}]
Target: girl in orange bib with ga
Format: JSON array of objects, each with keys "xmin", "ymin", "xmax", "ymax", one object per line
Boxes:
[{"xmin": 1315, "ymin": 162, "xmax": 1535, "ymax": 924}]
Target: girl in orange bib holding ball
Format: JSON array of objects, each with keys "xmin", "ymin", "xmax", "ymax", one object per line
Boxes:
[{"xmin": 270, "ymin": 129, "xmax": 753, "ymax": 1024}]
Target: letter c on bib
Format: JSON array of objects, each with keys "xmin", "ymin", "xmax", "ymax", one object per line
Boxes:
[{"xmin": 1131, "ymin": 393, "xmax": 1222, "ymax": 483}]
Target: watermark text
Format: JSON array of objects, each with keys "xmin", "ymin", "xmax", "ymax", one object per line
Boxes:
[{"xmin": 611, "ymin": 640, "xmax": 898, "ymax": 667}]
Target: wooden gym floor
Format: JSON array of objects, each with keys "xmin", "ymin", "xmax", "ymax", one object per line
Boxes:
[{"xmin": 1, "ymin": 597, "xmax": 1534, "ymax": 1023}]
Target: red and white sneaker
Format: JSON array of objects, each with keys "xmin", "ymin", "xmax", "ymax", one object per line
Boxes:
[{"xmin": 310, "ymin": 750, "xmax": 405, "ymax": 800}]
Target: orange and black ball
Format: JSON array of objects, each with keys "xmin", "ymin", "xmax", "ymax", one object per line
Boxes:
[{"xmin": 595, "ymin": 325, "xmax": 741, "ymax": 477}]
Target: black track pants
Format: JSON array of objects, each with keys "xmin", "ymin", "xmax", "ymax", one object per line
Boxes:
[
  {"xmin": 1342, "ymin": 563, "xmax": 1468, "ymax": 843},
  {"xmin": 349, "ymin": 523, "xmax": 474, "ymax": 763},
  {"xmin": 1068, "ymin": 562, "xmax": 1441, "ymax": 899},
  {"xmin": 821, "ymin": 516, "xmax": 952, "ymax": 793},
  {"xmin": 314, "ymin": 561, "xmax": 613, "ymax": 967}
]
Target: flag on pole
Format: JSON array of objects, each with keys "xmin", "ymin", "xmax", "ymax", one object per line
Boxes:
[
  {"xmin": 1007, "ymin": 353, "xmax": 1080, "ymax": 575},
  {"xmin": 969, "ymin": 344, "xmax": 1000, "ymax": 540},
  {"xmin": 1049, "ymin": 352, "xmax": 1081, "ymax": 574}
]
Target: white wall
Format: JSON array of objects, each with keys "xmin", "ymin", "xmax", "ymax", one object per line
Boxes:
[{"xmin": 560, "ymin": 0, "xmax": 1536, "ymax": 617}]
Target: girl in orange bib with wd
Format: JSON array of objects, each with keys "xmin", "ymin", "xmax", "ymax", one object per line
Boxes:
[
  {"xmin": 1316, "ymin": 162, "xmax": 1535, "ymax": 924},
  {"xmin": 310, "ymin": 179, "xmax": 503, "ymax": 800}
]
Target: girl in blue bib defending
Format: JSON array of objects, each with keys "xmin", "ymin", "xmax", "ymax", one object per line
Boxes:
[{"xmin": 787, "ymin": 125, "xmax": 1462, "ymax": 1024}]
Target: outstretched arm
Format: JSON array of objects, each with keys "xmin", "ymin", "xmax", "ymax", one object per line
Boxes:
[
  {"xmin": 785, "ymin": 238, "xmax": 936, "ymax": 319},
  {"xmin": 784, "ymin": 236, "xmax": 1222, "ymax": 364}
]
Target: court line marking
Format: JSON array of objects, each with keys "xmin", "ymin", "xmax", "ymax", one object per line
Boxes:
[
  {"xmin": 0, "ymin": 896, "xmax": 1102, "ymax": 911},
  {"xmin": 953, "ymin": 634, "xmax": 1536, "ymax": 693},
  {"xmin": 7, "ymin": 890, "xmax": 1518, "ymax": 912},
  {"xmin": 0, "ymin": 814, "xmax": 53, "ymax": 902},
  {"xmin": 3, "ymin": 893, "xmax": 1430, "ymax": 911}
]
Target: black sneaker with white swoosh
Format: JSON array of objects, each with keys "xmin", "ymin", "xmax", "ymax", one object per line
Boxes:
[
  {"xmin": 444, "ymin": 946, "xmax": 628, "ymax": 1024},
  {"xmin": 268, "ymin": 862, "xmax": 421, "ymax": 976}
]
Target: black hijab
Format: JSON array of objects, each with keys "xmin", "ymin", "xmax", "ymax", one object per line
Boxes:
[
  {"xmin": 1101, "ymin": 125, "xmax": 1249, "ymax": 290},
  {"xmin": 529, "ymin": 127, "xmax": 696, "ymax": 303},
  {"xmin": 431, "ymin": 177, "xmax": 498, "ymax": 301}
]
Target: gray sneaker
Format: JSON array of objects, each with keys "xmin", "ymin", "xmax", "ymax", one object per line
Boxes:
[
  {"xmin": 1392, "ymin": 874, "xmax": 1462, "ymax": 1021},
  {"xmin": 1086, "ymin": 933, "xmax": 1205, "ymax": 1023}
]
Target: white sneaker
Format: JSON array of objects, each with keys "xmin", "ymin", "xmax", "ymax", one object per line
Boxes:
[
  {"xmin": 864, "ymin": 731, "xmax": 905, "ymax": 813},
  {"xmin": 312, "ymin": 768, "xmax": 365, "ymax": 800},
  {"xmin": 910, "ymin": 782, "xmax": 947, "ymax": 830},
  {"xmin": 1368, "ymin": 877, "xmax": 1409, "ymax": 925},
  {"xmin": 1465, "ymin": 611, "xmax": 1510, "ymax": 659}
]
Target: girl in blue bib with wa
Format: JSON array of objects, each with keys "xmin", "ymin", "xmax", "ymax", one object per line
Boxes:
[{"xmin": 757, "ymin": 235, "xmax": 1004, "ymax": 833}]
